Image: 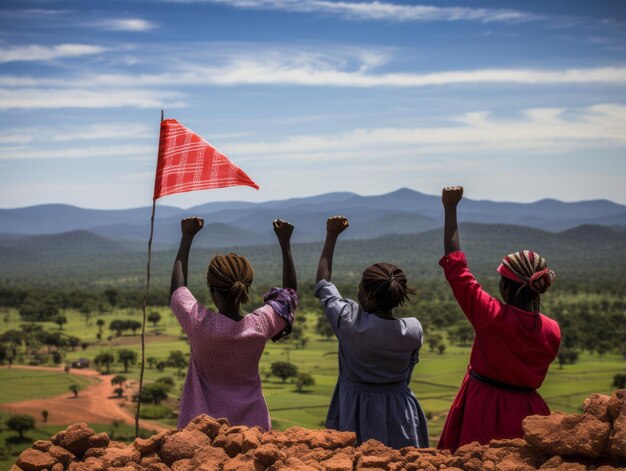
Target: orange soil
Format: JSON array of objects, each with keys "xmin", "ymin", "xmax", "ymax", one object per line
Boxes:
[{"xmin": 0, "ymin": 365, "xmax": 168, "ymax": 434}]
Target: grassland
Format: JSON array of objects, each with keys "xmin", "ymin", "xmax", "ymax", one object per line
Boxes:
[{"xmin": 1, "ymin": 304, "xmax": 624, "ymax": 447}]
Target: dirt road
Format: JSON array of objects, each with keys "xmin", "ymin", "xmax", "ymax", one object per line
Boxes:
[{"xmin": 0, "ymin": 365, "xmax": 168, "ymax": 434}]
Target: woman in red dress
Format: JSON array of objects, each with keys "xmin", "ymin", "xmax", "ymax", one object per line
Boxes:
[{"xmin": 437, "ymin": 186, "xmax": 561, "ymax": 451}]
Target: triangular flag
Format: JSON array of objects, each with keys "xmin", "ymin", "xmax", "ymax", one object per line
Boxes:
[{"xmin": 153, "ymin": 119, "xmax": 259, "ymax": 200}]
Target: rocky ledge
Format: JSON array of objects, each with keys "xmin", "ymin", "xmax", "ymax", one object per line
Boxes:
[{"xmin": 11, "ymin": 390, "xmax": 626, "ymax": 471}]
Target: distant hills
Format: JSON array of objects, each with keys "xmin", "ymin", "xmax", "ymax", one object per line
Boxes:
[
  {"xmin": 1, "ymin": 188, "xmax": 625, "ymax": 249},
  {"xmin": 1, "ymin": 221, "xmax": 624, "ymax": 289}
]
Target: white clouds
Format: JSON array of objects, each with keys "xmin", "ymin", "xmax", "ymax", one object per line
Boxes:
[
  {"xmin": 173, "ymin": 0, "xmax": 541, "ymax": 23},
  {"xmin": 0, "ymin": 145, "xmax": 153, "ymax": 160},
  {"xmin": 0, "ymin": 44, "xmax": 107, "ymax": 63},
  {"xmin": 94, "ymin": 19, "xmax": 158, "ymax": 32},
  {"xmin": 0, "ymin": 88, "xmax": 185, "ymax": 110},
  {"xmin": 218, "ymin": 104, "xmax": 626, "ymax": 159}
]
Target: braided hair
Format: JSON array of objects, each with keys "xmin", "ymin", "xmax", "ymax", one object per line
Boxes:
[
  {"xmin": 361, "ymin": 263, "xmax": 416, "ymax": 312},
  {"xmin": 498, "ymin": 250, "xmax": 555, "ymax": 315},
  {"xmin": 206, "ymin": 253, "xmax": 254, "ymax": 305}
]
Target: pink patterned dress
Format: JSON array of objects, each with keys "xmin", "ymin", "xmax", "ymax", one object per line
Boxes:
[{"xmin": 170, "ymin": 286, "xmax": 298, "ymax": 430}]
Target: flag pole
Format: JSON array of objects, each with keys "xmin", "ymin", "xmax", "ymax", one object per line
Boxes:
[{"xmin": 135, "ymin": 109, "xmax": 164, "ymax": 437}]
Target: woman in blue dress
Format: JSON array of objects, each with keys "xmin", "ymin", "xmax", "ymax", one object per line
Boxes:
[{"xmin": 315, "ymin": 216, "xmax": 429, "ymax": 449}]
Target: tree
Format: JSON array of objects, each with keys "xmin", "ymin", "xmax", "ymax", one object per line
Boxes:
[
  {"xmin": 104, "ymin": 288, "xmax": 119, "ymax": 308},
  {"xmin": 316, "ymin": 315, "xmax": 334, "ymax": 340},
  {"xmin": 271, "ymin": 361, "xmax": 298, "ymax": 383},
  {"xmin": 141, "ymin": 383, "xmax": 169, "ymax": 405},
  {"xmin": 427, "ymin": 334, "xmax": 443, "ymax": 352},
  {"xmin": 81, "ymin": 342, "xmax": 90, "ymax": 351},
  {"xmin": 41, "ymin": 410, "xmax": 48, "ymax": 423},
  {"xmin": 6, "ymin": 414, "xmax": 35, "ymax": 439},
  {"xmin": 167, "ymin": 350, "xmax": 188, "ymax": 378},
  {"xmin": 128, "ymin": 320, "xmax": 142, "ymax": 335},
  {"xmin": 69, "ymin": 384, "xmax": 79, "ymax": 397},
  {"xmin": 295, "ymin": 373, "xmax": 315, "ymax": 392},
  {"xmin": 96, "ymin": 319, "xmax": 105, "ymax": 334},
  {"xmin": 114, "ymin": 387, "xmax": 124, "ymax": 398},
  {"xmin": 54, "ymin": 315, "xmax": 67, "ymax": 330},
  {"xmin": 117, "ymin": 349, "xmax": 138, "ymax": 373},
  {"xmin": 67, "ymin": 336, "xmax": 81, "ymax": 351},
  {"xmin": 613, "ymin": 373, "xmax": 626, "ymax": 389},
  {"xmin": 111, "ymin": 375, "xmax": 127, "ymax": 387},
  {"xmin": 94, "ymin": 351, "xmax": 115, "ymax": 374},
  {"xmin": 155, "ymin": 376, "xmax": 176, "ymax": 391},
  {"xmin": 148, "ymin": 312, "xmax": 162, "ymax": 327},
  {"xmin": 109, "ymin": 319, "xmax": 128, "ymax": 337},
  {"xmin": 557, "ymin": 348, "xmax": 579, "ymax": 369},
  {"xmin": 437, "ymin": 343, "xmax": 446, "ymax": 355},
  {"xmin": 147, "ymin": 357, "xmax": 157, "ymax": 369}
]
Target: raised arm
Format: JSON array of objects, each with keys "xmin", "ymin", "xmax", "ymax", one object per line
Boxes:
[
  {"xmin": 316, "ymin": 216, "xmax": 349, "ymax": 283},
  {"xmin": 442, "ymin": 186, "xmax": 463, "ymax": 255},
  {"xmin": 170, "ymin": 217, "xmax": 204, "ymax": 298},
  {"xmin": 273, "ymin": 219, "xmax": 297, "ymax": 291}
]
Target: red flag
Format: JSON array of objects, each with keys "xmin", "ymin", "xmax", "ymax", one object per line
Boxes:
[{"xmin": 153, "ymin": 119, "xmax": 259, "ymax": 200}]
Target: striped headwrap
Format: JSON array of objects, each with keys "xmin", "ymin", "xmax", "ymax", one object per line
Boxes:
[{"xmin": 497, "ymin": 250, "xmax": 555, "ymax": 294}]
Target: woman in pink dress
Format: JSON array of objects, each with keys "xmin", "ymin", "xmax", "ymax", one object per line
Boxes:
[
  {"xmin": 438, "ymin": 186, "xmax": 561, "ymax": 451},
  {"xmin": 169, "ymin": 217, "xmax": 298, "ymax": 430}
]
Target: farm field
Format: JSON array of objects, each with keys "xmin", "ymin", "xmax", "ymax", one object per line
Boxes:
[{"xmin": 1, "ymin": 303, "xmax": 624, "ymax": 457}]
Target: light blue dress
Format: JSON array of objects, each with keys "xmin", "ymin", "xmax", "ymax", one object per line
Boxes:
[{"xmin": 315, "ymin": 280, "xmax": 429, "ymax": 449}]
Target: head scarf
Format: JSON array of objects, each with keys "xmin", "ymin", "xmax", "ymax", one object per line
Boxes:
[{"xmin": 497, "ymin": 250, "xmax": 555, "ymax": 294}]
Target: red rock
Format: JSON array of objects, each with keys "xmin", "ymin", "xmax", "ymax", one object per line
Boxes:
[
  {"xmin": 159, "ymin": 430, "xmax": 212, "ymax": 466},
  {"xmin": 493, "ymin": 459, "xmax": 535, "ymax": 471},
  {"xmin": 134, "ymin": 430, "xmax": 176, "ymax": 455},
  {"xmin": 83, "ymin": 447, "xmax": 107, "ymax": 459},
  {"xmin": 184, "ymin": 414, "xmax": 221, "ymax": 440},
  {"xmin": 320, "ymin": 452, "xmax": 353, "ymax": 471},
  {"xmin": 47, "ymin": 445, "xmax": 75, "ymax": 466},
  {"xmin": 147, "ymin": 464, "xmax": 171, "ymax": 471},
  {"xmin": 170, "ymin": 458, "xmax": 193, "ymax": 471},
  {"xmin": 87, "ymin": 432, "xmax": 110, "ymax": 449},
  {"xmin": 609, "ymin": 412, "xmax": 626, "ymax": 459},
  {"xmin": 253, "ymin": 443, "xmax": 286, "ymax": 467},
  {"xmin": 242, "ymin": 427, "xmax": 263, "ymax": 453},
  {"xmin": 583, "ymin": 394, "xmax": 612, "ymax": 422},
  {"xmin": 541, "ymin": 464, "xmax": 587, "ymax": 471},
  {"xmin": 16, "ymin": 449, "xmax": 56, "ymax": 471},
  {"xmin": 608, "ymin": 390, "xmax": 626, "ymax": 421},
  {"xmin": 283, "ymin": 456, "xmax": 319, "ymax": 470},
  {"xmin": 539, "ymin": 455, "xmax": 564, "ymax": 468},
  {"xmin": 222, "ymin": 455, "xmax": 264, "ymax": 471},
  {"xmin": 50, "ymin": 463, "xmax": 63, "ymax": 471},
  {"xmin": 190, "ymin": 445, "xmax": 229, "ymax": 468},
  {"xmin": 356, "ymin": 454, "xmax": 398, "ymax": 469},
  {"xmin": 51, "ymin": 423, "xmax": 95, "ymax": 456},
  {"xmin": 140, "ymin": 452, "xmax": 163, "ymax": 467},
  {"xmin": 213, "ymin": 432, "xmax": 244, "ymax": 457},
  {"xmin": 32, "ymin": 440, "xmax": 52, "ymax": 452},
  {"xmin": 98, "ymin": 446, "xmax": 141, "ymax": 468},
  {"xmin": 68, "ymin": 457, "xmax": 105, "ymax": 470},
  {"xmin": 523, "ymin": 412, "xmax": 610, "ymax": 458}
]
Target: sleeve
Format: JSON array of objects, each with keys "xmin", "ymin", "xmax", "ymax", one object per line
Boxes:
[
  {"xmin": 439, "ymin": 251, "xmax": 500, "ymax": 331},
  {"xmin": 258, "ymin": 287, "xmax": 299, "ymax": 342},
  {"xmin": 314, "ymin": 279, "xmax": 357, "ymax": 337},
  {"xmin": 170, "ymin": 287, "xmax": 204, "ymax": 335}
]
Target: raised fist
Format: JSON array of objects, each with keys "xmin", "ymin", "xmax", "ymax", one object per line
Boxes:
[
  {"xmin": 442, "ymin": 186, "xmax": 464, "ymax": 208},
  {"xmin": 180, "ymin": 217, "xmax": 204, "ymax": 236},
  {"xmin": 326, "ymin": 216, "xmax": 349, "ymax": 235},
  {"xmin": 273, "ymin": 219, "xmax": 294, "ymax": 242}
]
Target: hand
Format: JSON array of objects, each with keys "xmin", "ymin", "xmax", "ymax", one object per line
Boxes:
[
  {"xmin": 442, "ymin": 186, "xmax": 464, "ymax": 208},
  {"xmin": 273, "ymin": 219, "xmax": 294, "ymax": 243},
  {"xmin": 180, "ymin": 217, "xmax": 204, "ymax": 237},
  {"xmin": 326, "ymin": 216, "xmax": 349, "ymax": 236}
]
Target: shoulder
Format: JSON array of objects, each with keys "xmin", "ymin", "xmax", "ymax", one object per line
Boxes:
[
  {"xmin": 541, "ymin": 314, "xmax": 561, "ymax": 340},
  {"xmin": 400, "ymin": 317, "xmax": 424, "ymax": 340},
  {"xmin": 170, "ymin": 286, "xmax": 199, "ymax": 310},
  {"xmin": 439, "ymin": 250, "xmax": 468, "ymax": 270}
]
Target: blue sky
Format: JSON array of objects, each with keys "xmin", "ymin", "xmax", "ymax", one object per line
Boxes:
[{"xmin": 0, "ymin": 0, "xmax": 625, "ymax": 209}]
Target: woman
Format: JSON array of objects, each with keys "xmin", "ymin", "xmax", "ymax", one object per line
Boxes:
[
  {"xmin": 315, "ymin": 216, "xmax": 428, "ymax": 449},
  {"xmin": 169, "ymin": 216, "xmax": 298, "ymax": 430},
  {"xmin": 438, "ymin": 186, "xmax": 561, "ymax": 451}
]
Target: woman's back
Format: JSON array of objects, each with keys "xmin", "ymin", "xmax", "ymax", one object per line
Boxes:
[{"xmin": 171, "ymin": 286, "xmax": 293, "ymax": 429}]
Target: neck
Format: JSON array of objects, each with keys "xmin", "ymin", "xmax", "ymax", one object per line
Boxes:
[
  {"xmin": 373, "ymin": 309, "xmax": 395, "ymax": 320},
  {"xmin": 216, "ymin": 301, "xmax": 242, "ymax": 319}
]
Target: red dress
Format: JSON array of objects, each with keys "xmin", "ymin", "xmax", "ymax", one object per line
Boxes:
[{"xmin": 437, "ymin": 251, "xmax": 561, "ymax": 451}]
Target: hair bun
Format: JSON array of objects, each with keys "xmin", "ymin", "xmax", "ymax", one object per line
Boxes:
[{"xmin": 528, "ymin": 269, "xmax": 555, "ymax": 294}]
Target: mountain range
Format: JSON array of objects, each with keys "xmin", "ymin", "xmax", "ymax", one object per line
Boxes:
[{"xmin": 1, "ymin": 188, "xmax": 625, "ymax": 249}]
